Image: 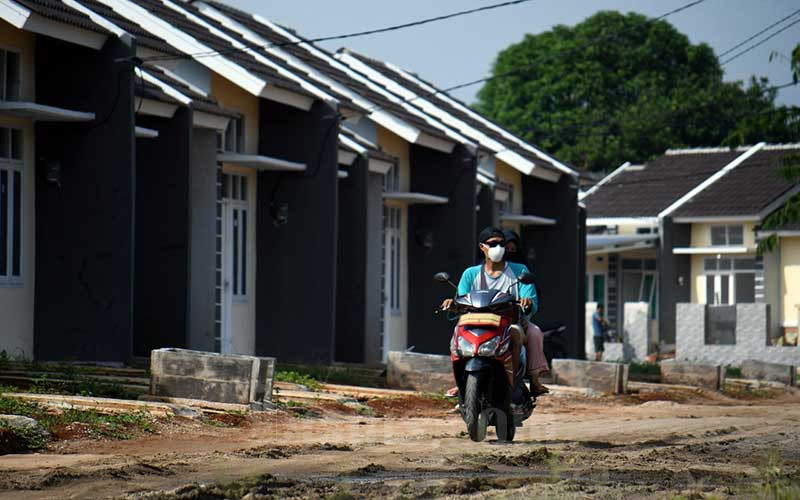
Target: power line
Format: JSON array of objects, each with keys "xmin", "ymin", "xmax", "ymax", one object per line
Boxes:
[
  {"xmin": 721, "ymin": 16, "xmax": 800, "ymax": 66},
  {"xmin": 718, "ymin": 8, "xmax": 800, "ymax": 58},
  {"xmin": 141, "ymin": 0, "xmax": 537, "ymax": 62},
  {"xmin": 362, "ymin": 0, "xmax": 710, "ymax": 113}
]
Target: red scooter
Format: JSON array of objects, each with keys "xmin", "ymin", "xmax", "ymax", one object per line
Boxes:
[{"xmin": 435, "ymin": 272, "xmax": 536, "ymax": 442}]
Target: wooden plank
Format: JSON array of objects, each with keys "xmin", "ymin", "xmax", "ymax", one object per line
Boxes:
[
  {"xmin": 0, "ymin": 370, "xmax": 150, "ymax": 386},
  {"xmin": 0, "ymin": 375, "xmax": 148, "ymax": 392},
  {"xmin": 1, "ymin": 392, "xmax": 178, "ymax": 417},
  {"xmin": 320, "ymin": 383, "xmax": 418, "ymax": 398},
  {"xmin": 138, "ymin": 395, "xmax": 251, "ymax": 413}
]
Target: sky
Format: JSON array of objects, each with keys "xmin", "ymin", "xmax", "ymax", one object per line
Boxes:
[{"xmin": 228, "ymin": 0, "xmax": 800, "ymax": 107}]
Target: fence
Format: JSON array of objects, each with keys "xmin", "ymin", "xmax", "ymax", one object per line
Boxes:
[{"xmin": 675, "ymin": 303, "xmax": 800, "ymax": 366}]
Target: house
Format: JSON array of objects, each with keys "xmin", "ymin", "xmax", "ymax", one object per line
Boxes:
[
  {"xmin": 0, "ymin": 0, "xmax": 131, "ymax": 361},
  {"xmin": 0, "ymin": 0, "xmax": 585, "ymax": 366},
  {"xmin": 582, "ymin": 143, "xmax": 800, "ymax": 363}
]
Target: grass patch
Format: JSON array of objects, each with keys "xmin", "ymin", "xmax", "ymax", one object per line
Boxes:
[
  {"xmin": 274, "ymin": 371, "xmax": 322, "ymax": 392},
  {"xmin": 276, "ymin": 363, "xmax": 384, "ymax": 388},
  {"xmin": 629, "ymin": 362, "xmax": 661, "ymax": 376},
  {"xmin": 0, "ymin": 393, "xmax": 156, "ymax": 444},
  {"xmin": 752, "ymin": 451, "xmax": 800, "ymax": 499},
  {"xmin": 725, "ymin": 366, "xmax": 743, "ymax": 378}
]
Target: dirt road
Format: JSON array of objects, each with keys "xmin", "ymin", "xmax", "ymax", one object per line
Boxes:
[{"xmin": 1, "ymin": 389, "xmax": 799, "ymax": 499}]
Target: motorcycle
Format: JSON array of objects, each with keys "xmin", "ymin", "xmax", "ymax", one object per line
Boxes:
[{"xmin": 434, "ymin": 271, "xmax": 537, "ymax": 442}]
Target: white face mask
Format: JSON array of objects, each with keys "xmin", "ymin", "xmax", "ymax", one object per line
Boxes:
[{"xmin": 486, "ymin": 245, "xmax": 506, "ymax": 263}]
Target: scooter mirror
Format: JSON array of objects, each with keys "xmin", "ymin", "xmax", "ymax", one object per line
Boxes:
[
  {"xmin": 518, "ymin": 272, "xmax": 535, "ymax": 285},
  {"xmin": 433, "ymin": 272, "xmax": 451, "ymax": 283}
]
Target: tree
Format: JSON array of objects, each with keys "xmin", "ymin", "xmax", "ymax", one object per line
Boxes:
[
  {"xmin": 474, "ymin": 11, "xmax": 798, "ymax": 171},
  {"xmin": 759, "ymin": 43, "xmax": 800, "ymax": 254}
]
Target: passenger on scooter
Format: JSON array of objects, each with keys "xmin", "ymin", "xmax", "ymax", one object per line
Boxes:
[
  {"xmin": 502, "ymin": 229, "xmax": 550, "ymax": 396},
  {"xmin": 441, "ymin": 227, "xmax": 547, "ymax": 396}
]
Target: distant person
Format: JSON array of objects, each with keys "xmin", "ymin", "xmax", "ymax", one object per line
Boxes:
[{"xmin": 592, "ymin": 304, "xmax": 609, "ymax": 361}]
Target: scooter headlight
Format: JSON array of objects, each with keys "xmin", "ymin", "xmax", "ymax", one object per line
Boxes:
[
  {"xmin": 477, "ymin": 337, "xmax": 500, "ymax": 356},
  {"xmin": 457, "ymin": 336, "xmax": 475, "ymax": 357},
  {"xmin": 495, "ymin": 339, "xmax": 510, "ymax": 356}
]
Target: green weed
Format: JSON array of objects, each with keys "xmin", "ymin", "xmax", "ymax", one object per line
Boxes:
[
  {"xmin": 629, "ymin": 362, "xmax": 661, "ymax": 376},
  {"xmin": 274, "ymin": 371, "xmax": 322, "ymax": 391}
]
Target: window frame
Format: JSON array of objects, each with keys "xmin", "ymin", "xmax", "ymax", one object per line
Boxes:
[
  {"xmin": 702, "ymin": 257, "xmax": 755, "ymax": 305},
  {"xmin": 223, "ymin": 173, "xmax": 249, "ymax": 301},
  {"xmin": 0, "ymin": 47, "xmax": 21, "ymax": 102},
  {"xmin": 494, "ymin": 180, "xmax": 514, "ymax": 215},
  {"xmin": 710, "ymin": 224, "xmax": 745, "ymax": 247},
  {"xmin": 0, "ymin": 125, "xmax": 23, "ymax": 287}
]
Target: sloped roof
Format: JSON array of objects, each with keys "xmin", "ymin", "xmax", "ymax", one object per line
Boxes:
[
  {"xmin": 128, "ymin": 0, "xmax": 312, "ymax": 98},
  {"xmin": 203, "ymin": 0, "xmax": 457, "ymax": 144},
  {"xmin": 339, "ymin": 49, "xmax": 570, "ymax": 177},
  {"xmin": 175, "ymin": 1, "xmax": 364, "ymax": 115},
  {"xmin": 673, "ymin": 146, "xmax": 800, "ymax": 218},
  {"xmin": 15, "ymin": 0, "xmax": 109, "ymax": 34},
  {"xmin": 72, "ymin": 0, "xmax": 181, "ymax": 55},
  {"xmin": 583, "ymin": 149, "xmax": 743, "ymax": 218},
  {"xmin": 339, "ymin": 127, "xmax": 396, "ymax": 164}
]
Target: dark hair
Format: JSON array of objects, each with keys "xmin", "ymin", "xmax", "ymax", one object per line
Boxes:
[
  {"xmin": 502, "ymin": 229, "xmax": 520, "ymax": 246},
  {"xmin": 597, "ymin": 304, "xmax": 604, "ymax": 310},
  {"xmin": 478, "ymin": 226, "xmax": 505, "ymax": 244}
]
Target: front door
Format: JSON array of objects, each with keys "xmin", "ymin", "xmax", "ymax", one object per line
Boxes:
[
  {"xmin": 380, "ymin": 203, "xmax": 406, "ymax": 361},
  {"xmin": 220, "ymin": 172, "xmax": 251, "ymax": 354}
]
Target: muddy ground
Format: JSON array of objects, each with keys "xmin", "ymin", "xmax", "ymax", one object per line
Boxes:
[{"xmin": 1, "ymin": 388, "xmax": 799, "ymax": 499}]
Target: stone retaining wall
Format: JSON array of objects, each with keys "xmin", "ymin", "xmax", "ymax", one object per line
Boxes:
[{"xmin": 676, "ymin": 303, "xmax": 800, "ymax": 367}]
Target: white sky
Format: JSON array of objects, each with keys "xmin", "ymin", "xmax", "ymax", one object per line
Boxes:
[{"xmin": 228, "ymin": 0, "xmax": 799, "ymax": 107}]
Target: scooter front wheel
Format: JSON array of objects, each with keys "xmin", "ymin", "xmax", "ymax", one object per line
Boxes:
[{"xmin": 464, "ymin": 372, "xmax": 487, "ymax": 442}]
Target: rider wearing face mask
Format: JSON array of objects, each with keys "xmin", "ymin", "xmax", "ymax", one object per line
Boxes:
[{"xmin": 441, "ymin": 227, "xmax": 547, "ymax": 395}]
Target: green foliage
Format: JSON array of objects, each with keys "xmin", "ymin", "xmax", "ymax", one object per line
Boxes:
[
  {"xmin": 758, "ymin": 156, "xmax": 800, "ymax": 255},
  {"xmin": 275, "ymin": 363, "xmax": 384, "ymax": 388},
  {"xmin": 755, "ymin": 451, "xmax": 800, "ymax": 499},
  {"xmin": 725, "ymin": 366, "xmax": 743, "ymax": 378},
  {"xmin": 0, "ymin": 394, "xmax": 155, "ymax": 443},
  {"xmin": 274, "ymin": 371, "xmax": 322, "ymax": 391},
  {"xmin": 475, "ymin": 11, "xmax": 799, "ymax": 171},
  {"xmin": 628, "ymin": 362, "xmax": 661, "ymax": 376}
]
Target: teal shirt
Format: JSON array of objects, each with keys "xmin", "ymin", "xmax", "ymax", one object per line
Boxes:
[{"xmin": 456, "ymin": 262, "xmax": 538, "ymax": 318}]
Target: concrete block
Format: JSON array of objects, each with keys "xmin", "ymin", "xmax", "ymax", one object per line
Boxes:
[
  {"xmin": 150, "ymin": 348, "xmax": 276, "ymax": 405},
  {"xmin": 387, "ymin": 351, "xmax": 453, "ymax": 393},
  {"xmin": 623, "ymin": 302, "xmax": 650, "ymax": 361},
  {"xmin": 741, "ymin": 359, "xmax": 797, "ymax": 387},
  {"xmin": 551, "ymin": 359, "xmax": 628, "ymax": 394},
  {"xmin": 585, "ymin": 302, "xmax": 598, "ymax": 359},
  {"xmin": 660, "ymin": 360, "xmax": 723, "ymax": 391}
]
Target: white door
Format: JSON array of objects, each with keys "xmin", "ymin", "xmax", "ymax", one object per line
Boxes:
[
  {"xmin": 221, "ymin": 173, "xmax": 250, "ymax": 354},
  {"xmin": 381, "ymin": 204, "xmax": 406, "ymax": 361}
]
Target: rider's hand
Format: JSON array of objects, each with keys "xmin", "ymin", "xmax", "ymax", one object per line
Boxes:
[
  {"xmin": 519, "ymin": 298, "xmax": 532, "ymax": 311},
  {"xmin": 441, "ymin": 298, "xmax": 454, "ymax": 311}
]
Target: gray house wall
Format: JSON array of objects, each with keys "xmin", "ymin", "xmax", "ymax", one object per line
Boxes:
[
  {"xmin": 187, "ymin": 127, "xmax": 218, "ymax": 352},
  {"xmin": 407, "ymin": 144, "xmax": 477, "ymax": 355},
  {"xmin": 520, "ymin": 174, "xmax": 584, "ymax": 359},
  {"xmin": 363, "ymin": 171, "xmax": 384, "ymax": 364},
  {"xmin": 133, "ymin": 109, "xmax": 192, "ymax": 356},
  {"xmin": 658, "ymin": 218, "xmax": 691, "ymax": 344},
  {"xmin": 256, "ymin": 100, "xmax": 339, "ymax": 364},
  {"xmin": 33, "ymin": 37, "xmax": 136, "ymax": 361},
  {"xmin": 335, "ymin": 156, "xmax": 368, "ymax": 363}
]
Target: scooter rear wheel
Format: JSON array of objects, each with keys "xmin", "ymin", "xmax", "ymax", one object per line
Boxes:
[{"xmin": 464, "ymin": 372, "xmax": 487, "ymax": 442}]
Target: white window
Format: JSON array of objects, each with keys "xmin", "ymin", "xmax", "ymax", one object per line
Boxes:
[
  {"xmin": 383, "ymin": 163, "xmax": 400, "ymax": 193},
  {"xmin": 710, "ymin": 225, "xmax": 744, "ymax": 246},
  {"xmin": 703, "ymin": 257, "xmax": 755, "ymax": 305},
  {"xmin": 0, "ymin": 49, "xmax": 21, "ymax": 101},
  {"xmin": 494, "ymin": 181, "xmax": 513, "ymax": 215},
  {"xmin": 217, "ymin": 116, "xmax": 244, "ymax": 153},
  {"xmin": 384, "ymin": 206, "xmax": 401, "ymax": 314},
  {"xmin": 223, "ymin": 173, "xmax": 248, "ymax": 299},
  {"xmin": 0, "ymin": 126, "xmax": 23, "ymax": 285}
]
